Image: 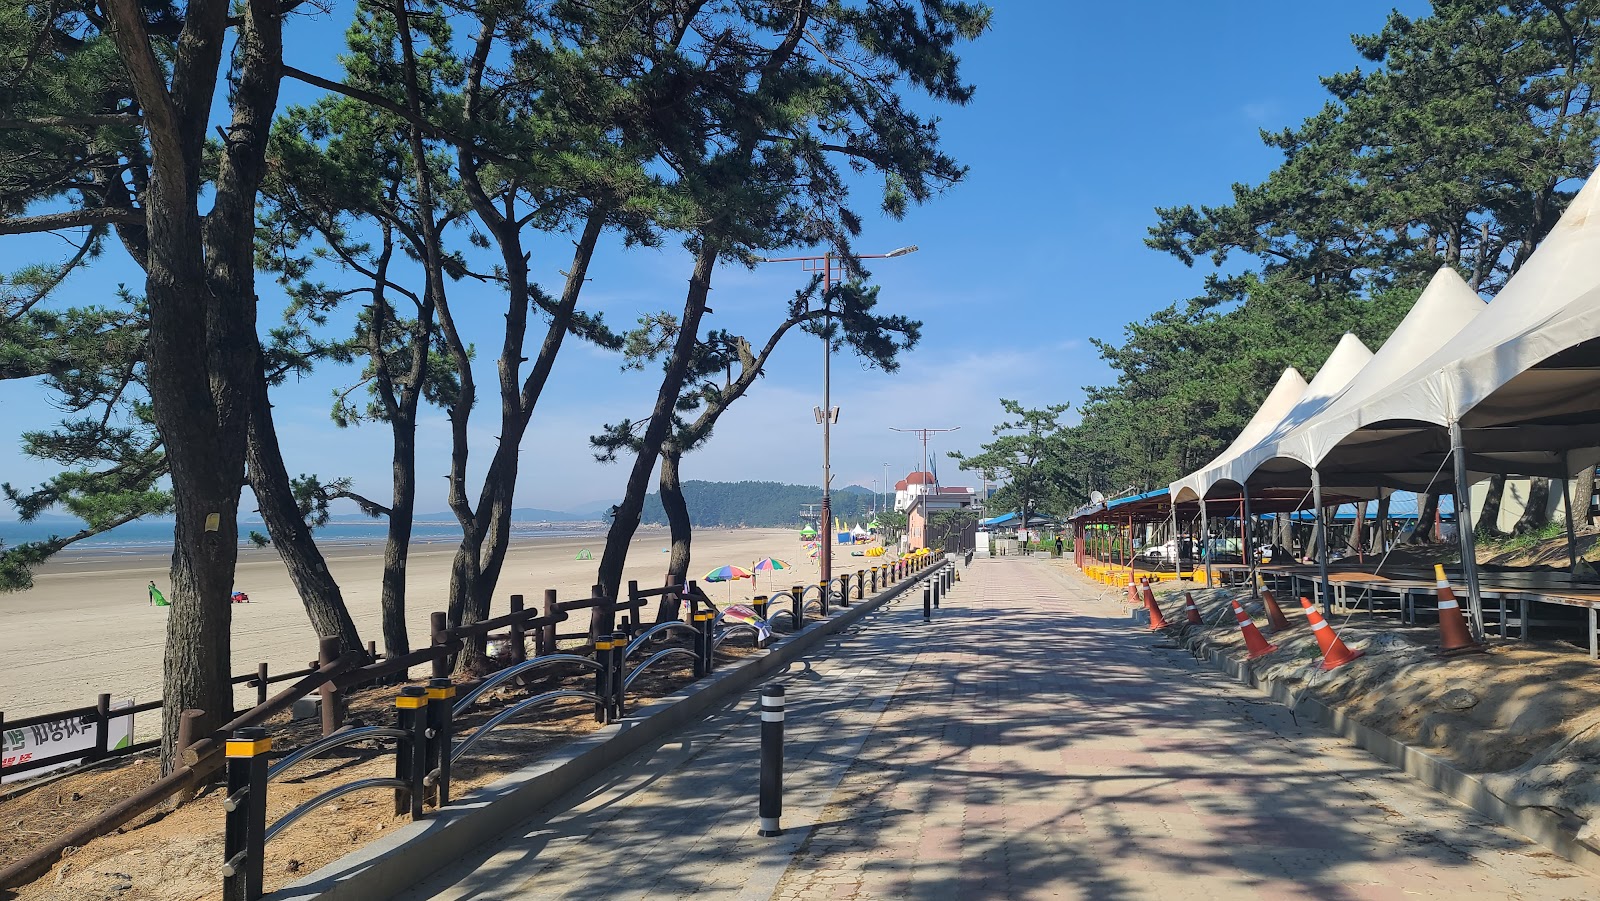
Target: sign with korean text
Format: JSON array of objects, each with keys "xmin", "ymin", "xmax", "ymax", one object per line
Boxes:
[{"xmin": 2, "ymin": 701, "xmax": 135, "ymax": 783}]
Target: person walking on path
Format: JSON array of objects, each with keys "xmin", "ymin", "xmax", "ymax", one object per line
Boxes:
[{"xmin": 1054, "ymin": 534, "xmax": 1065, "ymax": 557}]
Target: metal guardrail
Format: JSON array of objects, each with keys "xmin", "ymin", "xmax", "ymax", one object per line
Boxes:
[{"xmin": 12, "ymin": 556, "xmax": 949, "ymax": 901}]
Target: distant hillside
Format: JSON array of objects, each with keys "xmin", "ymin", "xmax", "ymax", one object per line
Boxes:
[
  {"xmin": 411, "ymin": 507, "xmax": 596, "ymax": 523},
  {"xmin": 640, "ymin": 481, "xmax": 884, "ymax": 528}
]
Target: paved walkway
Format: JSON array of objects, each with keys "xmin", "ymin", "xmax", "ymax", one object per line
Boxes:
[{"xmin": 402, "ymin": 559, "xmax": 1600, "ymax": 900}]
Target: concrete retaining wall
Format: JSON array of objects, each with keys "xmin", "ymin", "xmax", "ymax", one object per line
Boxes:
[
  {"xmin": 274, "ymin": 567, "xmax": 937, "ymax": 900},
  {"xmin": 1195, "ymin": 643, "xmax": 1600, "ymax": 877}
]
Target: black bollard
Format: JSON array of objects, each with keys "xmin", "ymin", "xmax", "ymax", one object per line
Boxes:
[
  {"xmin": 611, "ymin": 631, "xmax": 629, "ymax": 718},
  {"xmin": 758, "ymin": 683, "xmax": 786, "ymax": 837},
  {"xmin": 221, "ymin": 727, "xmax": 270, "ymax": 901},
  {"xmin": 933, "ymin": 573, "xmax": 941, "ymax": 609},
  {"xmin": 594, "ymin": 638, "xmax": 613, "ymax": 722},
  {"xmin": 425, "ymin": 677, "xmax": 455, "ymax": 808},
  {"xmin": 752, "ymin": 595, "xmax": 770, "ymax": 649},
  {"xmin": 923, "ymin": 580, "xmax": 932, "ymax": 621},
  {"xmin": 698, "ymin": 613, "xmax": 714, "ymax": 676},
  {"xmin": 395, "ymin": 686, "xmax": 427, "ymax": 818},
  {"xmin": 791, "ymin": 584, "xmax": 805, "ymax": 632}
]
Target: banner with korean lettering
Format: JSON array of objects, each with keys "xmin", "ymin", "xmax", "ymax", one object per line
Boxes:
[{"xmin": 2, "ymin": 700, "xmax": 135, "ymax": 783}]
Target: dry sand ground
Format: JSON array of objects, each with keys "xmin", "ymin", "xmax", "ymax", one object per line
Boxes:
[
  {"xmin": 1092, "ymin": 563, "xmax": 1600, "ymax": 846},
  {"xmin": 0, "ymin": 527, "xmax": 849, "ymax": 731}
]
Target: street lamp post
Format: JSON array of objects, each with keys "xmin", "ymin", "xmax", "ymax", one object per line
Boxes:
[{"xmin": 758, "ymin": 246, "xmax": 919, "ymax": 592}]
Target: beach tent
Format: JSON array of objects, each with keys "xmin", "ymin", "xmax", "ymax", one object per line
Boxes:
[
  {"xmin": 1293, "ymin": 169, "xmax": 1600, "ymax": 620},
  {"xmin": 1168, "ymin": 336, "xmax": 1369, "ymax": 593},
  {"xmin": 1252, "ymin": 267, "xmax": 1488, "ymax": 490},
  {"xmin": 799, "ymin": 525, "xmax": 816, "ymax": 538},
  {"xmin": 1304, "ymin": 172, "xmax": 1600, "ymax": 484},
  {"xmin": 852, "ymin": 524, "xmax": 868, "ymax": 538},
  {"xmin": 1170, "ymin": 367, "xmax": 1308, "ymax": 504},
  {"xmin": 1211, "ymin": 333, "xmax": 1374, "ymax": 495}
]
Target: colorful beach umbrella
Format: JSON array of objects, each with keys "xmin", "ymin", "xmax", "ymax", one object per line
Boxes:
[
  {"xmin": 704, "ymin": 564, "xmax": 753, "ymax": 582},
  {"xmin": 753, "ymin": 557, "xmax": 791, "ymax": 573},
  {"xmin": 704, "ymin": 564, "xmax": 754, "ymax": 602}
]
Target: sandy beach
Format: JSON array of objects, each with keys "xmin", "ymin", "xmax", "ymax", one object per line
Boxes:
[{"xmin": 0, "ymin": 527, "xmax": 870, "ymax": 730}]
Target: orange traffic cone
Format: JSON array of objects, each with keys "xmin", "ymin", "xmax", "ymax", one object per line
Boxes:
[
  {"xmin": 1432, "ymin": 564, "xmax": 1484, "ymax": 656},
  {"xmin": 1141, "ymin": 583, "xmax": 1171, "ymax": 630},
  {"xmin": 1298, "ymin": 596, "xmax": 1364, "ymax": 670},
  {"xmin": 1229, "ymin": 599, "xmax": 1277, "ymax": 659},
  {"xmin": 1184, "ymin": 592, "xmax": 1203, "ymax": 625},
  {"xmin": 1261, "ymin": 589, "xmax": 1291, "ymax": 632},
  {"xmin": 1127, "ymin": 577, "xmax": 1140, "ymax": 606}
]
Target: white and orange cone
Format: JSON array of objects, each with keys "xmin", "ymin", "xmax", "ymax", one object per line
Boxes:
[
  {"xmin": 1229, "ymin": 599, "xmax": 1278, "ymax": 659},
  {"xmin": 1184, "ymin": 591, "xmax": 1203, "ymax": 625},
  {"xmin": 1141, "ymin": 582, "xmax": 1172, "ymax": 630},
  {"xmin": 1261, "ymin": 589, "xmax": 1292, "ymax": 632},
  {"xmin": 1433, "ymin": 564, "xmax": 1484, "ymax": 656},
  {"xmin": 1298, "ymin": 596, "xmax": 1364, "ymax": 670}
]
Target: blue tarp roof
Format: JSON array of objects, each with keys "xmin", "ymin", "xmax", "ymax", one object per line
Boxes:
[
  {"xmin": 1107, "ymin": 488, "xmax": 1168, "ymax": 509},
  {"xmin": 980, "ymin": 512, "xmax": 1058, "ymax": 527},
  {"xmin": 1274, "ymin": 494, "xmax": 1456, "ymax": 521}
]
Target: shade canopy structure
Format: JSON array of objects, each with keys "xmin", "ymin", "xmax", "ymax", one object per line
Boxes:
[
  {"xmin": 1306, "ymin": 170, "xmax": 1600, "ymax": 485},
  {"xmin": 1069, "ymin": 486, "xmax": 1368, "ymax": 526},
  {"xmin": 1172, "ymin": 333, "xmax": 1373, "ymax": 502},
  {"xmin": 1170, "ymin": 367, "xmax": 1307, "ymax": 503},
  {"xmin": 1251, "ymin": 267, "xmax": 1489, "ymax": 491}
]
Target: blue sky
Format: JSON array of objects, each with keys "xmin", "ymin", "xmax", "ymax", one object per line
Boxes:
[{"xmin": 0, "ymin": 1, "xmax": 1429, "ymax": 516}]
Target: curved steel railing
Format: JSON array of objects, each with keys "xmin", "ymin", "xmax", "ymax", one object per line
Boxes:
[
  {"xmin": 265, "ymin": 726, "xmax": 410, "ymax": 782},
  {"xmin": 621, "ymin": 621, "xmax": 699, "ymax": 661},
  {"xmin": 261, "ymin": 777, "xmax": 410, "ymax": 844},
  {"xmin": 452, "ymin": 689, "xmax": 600, "ymax": 763},
  {"xmin": 453, "ymin": 654, "xmax": 603, "ymax": 714},
  {"xmin": 713, "ymin": 623, "xmax": 759, "ymax": 651},
  {"xmin": 622, "ymin": 647, "xmax": 699, "ymax": 692}
]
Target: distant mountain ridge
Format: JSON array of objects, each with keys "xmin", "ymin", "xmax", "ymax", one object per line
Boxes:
[
  {"xmin": 639, "ymin": 480, "xmax": 884, "ymax": 528},
  {"xmin": 409, "ymin": 507, "xmax": 600, "ymax": 523}
]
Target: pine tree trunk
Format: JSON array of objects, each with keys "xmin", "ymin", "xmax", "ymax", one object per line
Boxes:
[
  {"xmin": 102, "ymin": 0, "xmax": 284, "ymax": 771},
  {"xmin": 1514, "ymin": 477, "xmax": 1553, "ymax": 535},
  {"xmin": 1346, "ymin": 501, "xmax": 1368, "ymax": 555},
  {"xmin": 381, "ymin": 415, "xmax": 417, "ymax": 658},
  {"xmin": 1574, "ymin": 465, "xmax": 1597, "ymax": 527},
  {"xmin": 658, "ymin": 445, "xmax": 691, "ymax": 624},
  {"xmin": 1479, "ymin": 475, "xmax": 1507, "ymax": 536},
  {"xmin": 247, "ymin": 381, "xmax": 365, "ymax": 655},
  {"xmin": 1375, "ymin": 495, "xmax": 1391, "ymax": 553},
  {"xmin": 596, "ymin": 245, "xmax": 718, "ymax": 607},
  {"xmin": 1405, "ymin": 490, "xmax": 1441, "ymax": 544}
]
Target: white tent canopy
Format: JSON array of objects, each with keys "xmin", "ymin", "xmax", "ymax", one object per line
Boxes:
[
  {"xmin": 1170, "ymin": 366, "xmax": 1307, "ymax": 502},
  {"xmin": 1251, "ymin": 267, "xmax": 1488, "ymax": 490},
  {"xmin": 1308, "ymin": 168, "xmax": 1600, "ymax": 483},
  {"xmin": 1173, "ymin": 334, "xmax": 1372, "ymax": 501}
]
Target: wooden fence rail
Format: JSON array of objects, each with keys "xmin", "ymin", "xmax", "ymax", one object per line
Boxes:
[{"xmin": 0, "ymin": 557, "xmax": 947, "ymax": 895}]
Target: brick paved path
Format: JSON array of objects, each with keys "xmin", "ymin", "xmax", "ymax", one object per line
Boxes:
[{"xmin": 404, "ymin": 559, "xmax": 1599, "ymax": 900}]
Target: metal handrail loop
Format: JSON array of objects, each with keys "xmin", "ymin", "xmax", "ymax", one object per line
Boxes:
[
  {"xmin": 265, "ymin": 726, "xmax": 410, "ymax": 782},
  {"xmin": 712, "ymin": 623, "xmax": 759, "ymax": 650},
  {"xmin": 622, "ymin": 621, "xmax": 699, "ymax": 661},
  {"xmin": 263, "ymin": 778, "xmax": 410, "ymax": 843},
  {"xmin": 453, "ymin": 654, "xmax": 603, "ymax": 714},
  {"xmin": 621, "ymin": 647, "xmax": 699, "ymax": 692},
  {"xmin": 451, "ymin": 690, "xmax": 600, "ymax": 763}
]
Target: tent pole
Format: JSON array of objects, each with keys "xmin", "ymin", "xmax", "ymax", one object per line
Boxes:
[
  {"xmin": 1169, "ymin": 503, "xmax": 1179, "ymax": 577},
  {"xmin": 1243, "ymin": 493, "xmax": 1257, "ymax": 597},
  {"xmin": 1563, "ymin": 452, "xmax": 1580, "ymax": 573},
  {"xmin": 1449, "ymin": 420, "xmax": 1486, "ymax": 640},
  {"xmin": 1200, "ymin": 500, "xmax": 1213, "ymax": 589},
  {"xmin": 1312, "ymin": 469, "xmax": 1333, "ymax": 620}
]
